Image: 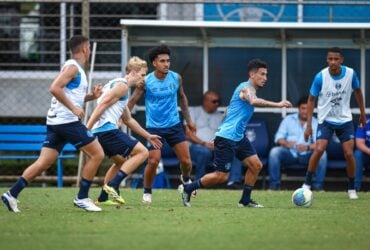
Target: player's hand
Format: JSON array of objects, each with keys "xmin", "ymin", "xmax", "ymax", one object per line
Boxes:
[
  {"xmin": 148, "ymin": 134, "xmax": 162, "ymax": 149},
  {"xmin": 204, "ymin": 141, "xmax": 214, "ymax": 150},
  {"xmin": 72, "ymin": 107, "xmax": 84, "ymax": 120},
  {"xmin": 304, "ymin": 126, "xmax": 313, "ymax": 142},
  {"xmin": 359, "ymin": 113, "xmax": 367, "ymax": 128},
  {"xmin": 278, "ymin": 100, "xmax": 292, "ymax": 108},
  {"xmin": 92, "ymin": 84, "xmax": 103, "ymax": 99},
  {"xmin": 187, "ymin": 121, "xmax": 197, "ymax": 133}
]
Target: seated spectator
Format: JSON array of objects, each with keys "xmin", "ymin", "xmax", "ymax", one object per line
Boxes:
[
  {"xmin": 185, "ymin": 90, "xmax": 242, "ymax": 186},
  {"xmin": 354, "ymin": 116, "xmax": 370, "ymax": 191},
  {"xmin": 268, "ymin": 96, "xmax": 327, "ymax": 190}
]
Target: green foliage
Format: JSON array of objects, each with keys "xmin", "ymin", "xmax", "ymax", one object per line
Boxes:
[{"xmin": 0, "ymin": 188, "xmax": 369, "ymax": 250}]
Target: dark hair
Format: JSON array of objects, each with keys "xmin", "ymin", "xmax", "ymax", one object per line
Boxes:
[
  {"xmin": 328, "ymin": 47, "xmax": 342, "ymax": 56},
  {"xmin": 69, "ymin": 35, "xmax": 89, "ymax": 54},
  {"xmin": 247, "ymin": 59, "xmax": 267, "ymax": 73},
  {"xmin": 148, "ymin": 44, "xmax": 171, "ymax": 63},
  {"xmin": 297, "ymin": 95, "xmax": 308, "ymax": 107}
]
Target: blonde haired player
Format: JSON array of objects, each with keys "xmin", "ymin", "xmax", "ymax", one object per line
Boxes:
[{"xmin": 86, "ymin": 56, "xmax": 162, "ymax": 205}]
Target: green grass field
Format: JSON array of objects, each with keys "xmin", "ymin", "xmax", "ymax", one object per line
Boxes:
[{"xmin": 1, "ymin": 188, "xmax": 369, "ymax": 250}]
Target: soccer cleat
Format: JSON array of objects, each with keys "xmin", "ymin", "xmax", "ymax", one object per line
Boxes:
[
  {"xmin": 348, "ymin": 189, "xmax": 359, "ymax": 200},
  {"xmin": 178, "ymin": 184, "xmax": 191, "ymax": 207},
  {"xmin": 238, "ymin": 199, "xmax": 264, "ymax": 208},
  {"xmin": 302, "ymin": 183, "xmax": 311, "ymax": 190},
  {"xmin": 180, "ymin": 175, "xmax": 197, "ymax": 197},
  {"xmin": 73, "ymin": 197, "xmax": 102, "ymax": 212},
  {"xmin": 103, "ymin": 184, "xmax": 125, "ymax": 205},
  {"xmin": 94, "ymin": 199, "xmax": 119, "ymax": 206},
  {"xmin": 1, "ymin": 191, "xmax": 20, "ymax": 213},
  {"xmin": 142, "ymin": 193, "xmax": 152, "ymax": 205}
]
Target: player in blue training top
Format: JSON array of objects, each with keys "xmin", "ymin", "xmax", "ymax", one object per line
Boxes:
[
  {"xmin": 1, "ymin": 35, "xmax": 105, "ymax": 212},
  {"xmin": 86, "ymin": 56, "xmax": 162, "ymax": 206},
  {"xmin": 302, "ymin": 47, "xmax": 366, "ymax": 200},
  {"xmin": 128, "ymin": 44, "xmax": 196, "ymax": 205},
  {"xmin": 179, "ymin": 59, "xmax": 292, "ymax": 208}
]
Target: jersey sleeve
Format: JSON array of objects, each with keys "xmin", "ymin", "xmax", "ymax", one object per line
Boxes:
[
  {"xmin": 352, "ymin": 70, "xmax": 360, "ymax": 89},
  {"xmin": 309, "ymin": 72, "xmax": 323, "ymax": 97}
]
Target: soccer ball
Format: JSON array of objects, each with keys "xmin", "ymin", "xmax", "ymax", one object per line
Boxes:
[{"xmin": 292, "ymin": 188, "xmax": 313, "ymax": 208}]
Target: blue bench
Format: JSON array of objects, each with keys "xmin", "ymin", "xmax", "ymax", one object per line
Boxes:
[{"xmin": 0, "ymin": 125, "xmax": 77, "ymax": 187}]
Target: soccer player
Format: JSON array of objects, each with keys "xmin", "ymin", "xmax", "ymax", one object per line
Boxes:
[
  {"xmin": 1, "ymin": 35, "xmax": 105, "ymax": 212},
  {"xmin": 86, "ymin": 56, "xmax": 162, "ymax": 205},
  {"xmin": 302, "ymin": 47, "xmax": 366, "ymax": 199},
  {"xmin": 128, "ymin": 44, "xmax": 196, "ymax": 204},
  {"xmin": 179, "ymin": 59, "xmax": 292, "ymax": 207}
]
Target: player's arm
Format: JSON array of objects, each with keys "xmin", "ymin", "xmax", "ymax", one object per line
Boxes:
[
  {"xmin": 356, "ymin": 138, "xmax": 370, "ymax": 155},
  {"xmin": 354, "ymin": 88, "xmax": 367, "ymax": 128},
  {"xmin": 239, "ymin": 86, "xmax": 292, "ymax": 108},
  {"xmin": 49, "ymin": 65, "xmax": 85, "ymax": 119},
  {"xmin": 121, "ymin": 107, "xmax": 162, "ymax": 149},
  {"xmin": 85, "ymin": 84, "xmax": 103, "ymax": 102},
  {"xmin": 127, "ymin": 84, "xmax": 145, "ymax": 111},
  {"xmin": 177, "ymin": 74, "xmax": 196, "ymax": 132},
  {"xmin": 86, "ymin": 82, "xmax": 127, "ymax": 130}
]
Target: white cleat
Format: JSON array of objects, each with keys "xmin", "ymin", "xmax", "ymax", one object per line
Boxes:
[
  {"xmin": 302, "ymin": 184, "xmax": 311, "ymax": 190},
  {"xmin": 73, "ymin": 197, "xmax": 102, "ymax": 212},
  {"xmin": 178, "ymin": 184, "xmax": 191, "ymax": 207},
  {"xmin": 348, "ymin": 189, "xmax": 359, "ymax": 200},
  {"xmin": 1, "ymin": 191, "xmax": 20, "ymax": 213},
  {"xmin": 142, "ymin": 193, "xmax": 152, "ymax": 205}
]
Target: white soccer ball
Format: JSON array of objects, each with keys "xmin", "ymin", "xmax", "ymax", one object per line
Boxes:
[{"xmin": 292, "ymin": 188, "xmax": 313, "ymax": 208}]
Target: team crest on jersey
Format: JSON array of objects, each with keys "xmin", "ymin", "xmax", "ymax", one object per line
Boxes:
[
  {"xmin": 87, "ymin": 130, "xmax": 94, "ymax": 137},
  {"xmin": 335, "ymin": 82, "xmax": 342, "ymax": 90}
]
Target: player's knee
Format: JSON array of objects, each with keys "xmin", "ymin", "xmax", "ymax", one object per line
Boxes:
[
  {"xmin": 343, "ymin": 149, "xmax": 354, "ymax": 160},
  {"xmin": 215, "ymin": 171, "xmax": 229, "ymax": 183},
  {"xmin": 180, "ymin": 158, "xmax": 192, "ymax": 168},
  {"xmin": 148, "ymin": 157, "xmax": 160, "ymax": 168}
]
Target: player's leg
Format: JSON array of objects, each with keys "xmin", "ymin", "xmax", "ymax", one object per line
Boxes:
[
  {"xmin": 237, "ymin": 137, "xmax": 263, "ymax": 208},
  {"xmin": 336, "ymin": 121, "xmax": 358, "ymax": 199},
  {"xmin": 179, "ymin": 136, "xmax": 234, "ymax": 207},
  {"xmin": 312, "ymin": 151, "xmax": 328, "ymax": 191},
  {"xmin": 2, "ymin": 147, "xmax": 59, "ymax": 212},
  {"xmin": 303, "ymin": 122, "xmax": 331, "ymax": 189},
  {"xmin": 143, "ymin": 149, "xmax": 161, "ymax": 204},
  {"xmin": 172, "ymin": 141, "xmax": 192, "ymax": 183}
]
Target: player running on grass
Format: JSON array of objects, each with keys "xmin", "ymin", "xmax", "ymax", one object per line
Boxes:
[
  {"xmin": 2, "ymin": 35, "xmax": 105, "ymax": 212},
  {"xmin": 302, "ymin": 47, "xmax": 366, "ymax": 200},
  {"xmin": 179, "ymin": 59, "xmax": 292, "ymax": 208},
  {"xmin": 86, "ymin": 56, "xmax": 162, "ymax": 206},
  {"xmin": 128, "ymin": 44, "xmax": 196, "ymax": 204}
]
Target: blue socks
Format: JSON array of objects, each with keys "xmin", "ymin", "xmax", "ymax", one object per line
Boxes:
[
  {"xmin": 184, "ymin": 179, "xmax": 202, "ymax": 194},
  {"xmin": 108, "ymin": 170, "xmax": 128, "ymax": 190},
  {"xmin": 348, "ymin": 177, "xmax": 355, "ymax": 190},
  {"xmin": 78, "ymin": 178, "xmax": 92, "ymax": 199},
  {"xmin": 239, "ymin": 185, "xmax": 253, "ymax": 205},
  {"xmin": 10, "ymin": 177, "xmax": 28, "ymax": 198},
  {"xmin": 304, "ymin": 171, "xmax": 315, "ymax": 186}
]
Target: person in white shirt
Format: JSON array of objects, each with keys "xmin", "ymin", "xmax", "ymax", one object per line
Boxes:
[{"xmin": 302, "ymin": 47, "xmax": 366, "ymax": 200}]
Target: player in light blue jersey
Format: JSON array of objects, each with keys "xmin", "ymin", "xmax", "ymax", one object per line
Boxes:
[
  {"xmin": 302, "ymin": 47, "xmax": 366, "ymax": 200},
  {"xmin": 1, "ymin": 36, "xmax": 105, "ymax": 212},
  {"xmin": 179, "ymin": 59, "xmax": 292, "ymax": 208},
  {"xmin": 86, "ymin": 56, "xmax": 162, "ymax": 206},
  {"xmin": 128, "ymin": 44, "xmax": 196, "ymax": 204}
]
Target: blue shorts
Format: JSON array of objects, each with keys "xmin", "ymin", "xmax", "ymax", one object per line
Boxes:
[
  {"xmin": 94, "ymin": 129, "xmax": 138, "ymax": 158},
  {"xmin": 146, "ymin": 122, "xmax": 186, "ymax": 150},
  {"xmin": 212, "ymin": 136, "xmax": 256, "ymax": 173},
  {"xmin": 44, "ymin": 121, "xmax": 95, "ymax": 152},
  {"xmin": 317, "ymin": 121, "xmax": 354, "ymax": 143}
]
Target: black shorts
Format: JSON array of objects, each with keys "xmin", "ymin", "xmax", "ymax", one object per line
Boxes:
[{"xmin": 146, "ymin": 122, "xmax": 186, "ymax": 150}]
